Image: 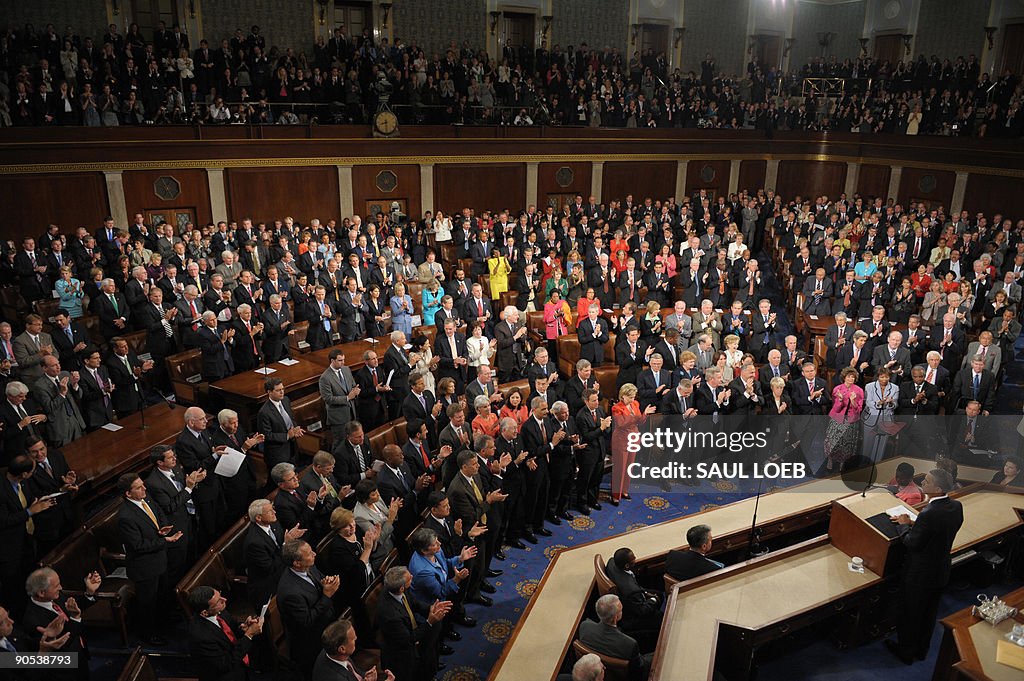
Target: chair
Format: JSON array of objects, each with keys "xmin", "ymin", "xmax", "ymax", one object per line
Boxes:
[
  {"xmin": 121, "ymin": 329, "xmax": 149, "ymax": 357},
  {"xmin": 263, "ymin": 596, "xmax": 293, "ymax": 668},
  {"xmin": 35, "ymin": 298, "xmax": 61, "ymax": 321},
  {"xmin": 391, "ymin": 417, "xmax": 408, "ymax": 443},
  {"xmin": 663, "ymin": 572, "xmax": 681, "ymax": 592},
  {"xmin": 289, "ymin": 320, "xmax": 310, "ymax": 354},
  {"xmin": 526, "ymin": 310, "xmax": 546, "ymax": 345},
  {"xmin": 556, "ymin": 335, "xmax": 582, "ymax": 376},
  {"xmin": 594, "ymin": 554, "xmax": 617, "ymax": 596},
  {"xmin": 165, "ymin": 349, "xmax": 204, "ymax": 406},
  {"xmin": 571, "ymin": 640, "xmax": 631, "ymax": 681},
  {"xmin": 498, "ymin": 379, "xmax": 529, "ymax": 402},
  {"xmin": 291, "ymin": 392, "xmax": 327, "ymax": 456},
  {"xmin": 593, "ymin": 366, "xmax": 619, "ymax": 402},
  {"xmin": 367, "ymin": 423, "xmax": 397, "ymax": 460}
]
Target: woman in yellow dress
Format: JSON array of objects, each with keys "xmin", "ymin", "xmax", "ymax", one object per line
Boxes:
[{"xmin": 487, "ymin": 249, "xmax": 512, "ymax": 301}]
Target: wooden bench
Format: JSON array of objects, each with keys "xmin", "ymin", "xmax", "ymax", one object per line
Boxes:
[
  {"xmin": 117, "ymin": 646, "xmax": 197, "ymax": 681},
  {"xmin": 166, "ymin": 349, "xmax": 205, "ymax": 406}
]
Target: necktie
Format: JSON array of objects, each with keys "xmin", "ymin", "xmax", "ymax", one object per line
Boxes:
[
  {"xmin": 64, "ymin": 326, "xmax": 73, "ymax": 343},
  {"xmin": 140, "ymin": 500, "xmax": 159, "ymax": 528},
  {"xmin": 973, "ymin": 374, "xmax": 980, "ymax": 399},
  {"xmin": 418, "ymin": 442, "xmax": 430, "ymax": 470},
  {"xmin": 927, "ymin": 368, "xmax": 935, "ymax": 384},
  {"xmin": 808, "ymin": 381, "xmax": 815, "ymax": 398},
  {"xmin": 217, "ymin": 616, "xmax": 250, "ymax": 666},
  {"xmin": 17, "ymin": 483, "xmax": 34, "ymax": 534},
  {"xmin": 277, "ymin": 402, "xmax": 293, "ymax": 430},
  {"xmin": 401, "ymin": 595, "xmax": 417, "ymax": 630},
  {"xmin": 477, "ymin": 299, "xmax": 484, "ymax": 316},
  {"xmin": 0, "ymin": 639, "xmax": 14, "ymax": 653},
  {"xmin": 2, "ymin": 339, "xmax": 11, "ymax": 359},
  {"xmin": 337, "ymin": 369, "xmax": 347, "ymax": 391},
  {"xmin": 354, "ymin": 444, "xmax": 365, "ymax": 470},
  {"xmin": 469, "ymin": 477, "xmax": 487, "ymax": 524},
  {"xmin": 109, "ymin": 293, "xmax": 119, "ymax": 314}
]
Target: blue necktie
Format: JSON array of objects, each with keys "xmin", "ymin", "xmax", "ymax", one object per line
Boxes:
[{"xmin": 973, "ymin": 374, "xmax": 980, "ymax": 399}]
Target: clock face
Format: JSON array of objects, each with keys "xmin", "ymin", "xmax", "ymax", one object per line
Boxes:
[{"xmin": 375, "ymin": 111, "xmax": 398, "ymax": 134}]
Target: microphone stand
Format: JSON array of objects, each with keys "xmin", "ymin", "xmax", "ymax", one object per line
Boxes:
[{"xmin": 747, "ymin": 440, "xmax": 801, "ymax": 559}]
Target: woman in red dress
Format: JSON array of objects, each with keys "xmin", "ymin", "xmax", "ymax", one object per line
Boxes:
[{"xmin": 610, "ymin": 383, "xmax": 656, "ymax": 505}]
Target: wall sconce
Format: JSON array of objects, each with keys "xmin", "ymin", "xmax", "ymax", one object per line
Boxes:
[
  {"xmin": 379, "ymin": 3, "xmax": 392, "ymax": 28},
  {"xmin": 112, "ymin": 0, "xmax": 120, "ymax": 15},
  {"xmin": 490, "ymin": 11, "xmax": 502, "ymax": 36},
  {"xmin": 783, "ymin": 38, "xmax": 796, "ymax": 57},
  {"xmin": 317, "ymin": 0, "xmax": 329, "ymax": 26},
  {"xmin": 984, "ymin": 26, "xmax": 997, "ymax": 50},
  {"xmin": 673, "ymin": 27, "xmax": 685, "ymax": 48},
  {"xmin": 858, "ymin": 37, "xmax": 869, "ymax": 55},
  {"xmin": 541, "ymin": 15, "xmax": 553, "ymax": 36},
  {"xmin": 631, "ymin": 24, "xmax": 641, "ymax": 44},
  {"xmin": 188, "ymin": 0, "xmax": 196, "ymax": 19},
  {"xmin": 901, "ymin": 34, "xmax": 913, "ymax": 55},
  {"xmin": 747, "ymin": 35, "xmax": 758, "ymax": 55}
]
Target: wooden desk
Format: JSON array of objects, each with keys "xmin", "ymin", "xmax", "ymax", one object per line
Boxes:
[
  {"xmin": 934, "ymin": 587, "xmax": 1024, "ymax": 681},
  {"xmin": 209, "ymin": 357, "xmax": 324, "ymax": 424},
  {"xmin": 305, "ymin": 337, "xmax": 390, "ymax": 371},
  {"xmin": 62, "ymin": 403, "xmax": 183, "ymax": 501},
  {"xmin": 488, "ymin": 458, "xmax": 1002, "ymax": 681},
  {"xmin": 803, "ymin": 314, "xmax": 834, "ymax": 337}
]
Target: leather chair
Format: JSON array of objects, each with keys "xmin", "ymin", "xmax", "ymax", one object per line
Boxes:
[
  {"xmin": 526, "ymin": 310, "xmax": 546, "ymax": 345},
  {"xmin": 288, "ymin": 320, "xmax": 310, "ymax": 355},
  {"xmin": 414, "ymin": 324, "xmax": 437, "ymax": 347},
  {"xmin": 391, "ymin": 417, "xmax": 408, "ymax": 443},
  {"xmin": 34, "ymin": 298, "xmax": 61, "ymax": 321},
  {"xmin": 498, "ymin": 379, "xmax": 529, "ymax": 402},
  {"xmin": 367, "ymin": 423, "xmax": 396, "ymax": 460},
  {"xmin": 594, "ymin": 554, "xmax": 617, "ymax": 596},
  {"xmin": 556, "ymin": 335, "xmax": 582, "ymax": 376},
  {"xmin": 593, "ymin": 366, "xmax": 619, "ymax": 403},
  {"xmin": 165, "ymin": 349, "xmax": 204, "ymax": 405},
  {"xmin": 290, "ymin": 392, "xmax": 328, "ymax": 457},
  {"xmin": 121, "ymin": 329, "xmax": 149, "ymax": 357},
  {"xmin": 571, "ymin": 640, "xmax": 630, "ymax": 681}
]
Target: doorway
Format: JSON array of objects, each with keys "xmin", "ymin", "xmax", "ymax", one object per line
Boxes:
[
  {"xmin": 335, "ymin": 1, "xmax": 372, "ymax": 43},
  {"xmin": 641, "ymin": 24, "xmax": 669, "ymax": 58},
  {"xmin": 999, "ymin": 23, "xmax": 1024, "ymax": 75},
  {"xmin": 753, "ymin": 34, "xmax": 782, "ymax": 71},
  {"xmin": 501, "ymin": 12, "xmax": 535, "ymax": 54},
  {"xmin": 131, "ymin": 0, "xmax": 179, "ymax": 40},
  {"xmin": 873, "ymin": 34, "xmax": 904, "ymax": 64}
]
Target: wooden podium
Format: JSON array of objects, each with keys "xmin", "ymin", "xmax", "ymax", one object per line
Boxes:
[{"xmin": 828, "ymin": 491, "xmax": 917, "ymax": 576}]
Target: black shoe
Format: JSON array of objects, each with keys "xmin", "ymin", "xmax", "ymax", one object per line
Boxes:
[
  {"xmin": 622, "ymin": 493, "xmax": 632, "ymax": 500},
  {"xmin": 590, "ymin": 502, "xmax": 603, "ymax": 511},
  {"xmin": 546, "ymin": 514, "xmax": 562, "ymax": 525},
  {"xmin": 560, "ymin": 511, "xmax": 574, "ymax": 521},
  {"xmin": 536, "ymin": 527, "xmax": 553, "ymax": 537},
  {"xmin": 575, "ymin": 506, "xmax": 591, "ymax": 516},
  {"xmin": 440, "ymin": 644, "xmax": 455, "ymax": 656},
  {"xmin": 468, "ymin": 595, "xmax": 493, "ymax": 606},
  {"xmin": 445, "ymin": 628, "xmax": 462, "ymax": 641},
  {"xmin": 522, "ymin": 533, "xmax": 538, "ymax": 545},
  {"xmin": 455, "ymin": 615, "xmax": 476, "ymax": 627},
  {"xmin": 480, "ymin": 581, "xmax": 496, "ymax": 594},
  {"xmin": 486, "ymin": 569, "xmax": 503, "ymax": 577},
  {"xmin": 884, "ymin": 639, "xmax": 912, "ymax": 666},
  {"xmin": 494, "ymin": 549, "xmax": 507, "ymax": 561},
  {"xmin": 609, "ymin": 498, "xmax": 620, "ymax": 507},
  {"xmin": 510, "ymin": 539, "xmax": 527, "ymax": 549}
]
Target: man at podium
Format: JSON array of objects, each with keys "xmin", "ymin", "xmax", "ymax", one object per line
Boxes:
[{"xmin": 885, "ymin": 469, "xmax": 964, "ymax": 665}]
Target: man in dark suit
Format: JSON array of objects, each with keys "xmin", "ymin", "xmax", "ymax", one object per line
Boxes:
[
  {"xmin": 604, "ymin": 548, "xmax": 663, "ymax": 643},
  {"xmin": 94, "ymin": 279, "xmax": 131, "ymax": 341},
  {"xmin": 790, "ymin": 363, "xmax": 832, "ymax": 415},
  {"xmin": 896, "ymin": 366, "xmax": 942, "ymax": 459},
  {"xmin": 242, "ymin": 498, "xmax": 304, "ymax": 608},
  {"xmin": 304, "ymin": 286, "xmax": 338, "ymax": 351},
  {"xmin": 175, "ymin": 286, "xmax": 206, "ymax": 349},
  {"xmin": 0, "ymin": 456, "xmax": 57, "ymax": 613},
  {"xmin": 377, "ymin": 566, "xmax": 449, "ymax": 681},
  {"xmin": 105, "ymin": 336, "xmax": 152, "ymax": 416},
  {"xmin": 615, "ymin": 327, "xmax": 648, "ymax": 390},
  {"xmin": 885, "ymin": 469, "xmax": 964, "ymax": 665},
  {"xmin": 378, "ymin": 444, "xmax": 430, "ymax": 542},
  {"xmin": 271, "ymin": 462, "xmax": 328, "ymax": 546},
  {"xmin": 77, "ymin": 349, "xmax": 115, "ymax": 431},
  {"xmin": 801, "ymin": 268, "xmax": 834, "ymax": 316},
  {"xmin": 520, "ymin": 398, "xmax": 562, "ymax": 539},
  {"xmin": 564, "ymin": 359, "xmax": 599, "ymax": 420},
  {"xmin": 579, "ymin": 594, "xmax": 653, "ymax": 681},
  {"xmin": 186, "ymin": 585, "xmax": 262, "ymax": 681},
  {"xmin": 319, "ymin": 348, "xmax": 359, "ymax": 443},
  {"xmin": 25, "ymin": 437, "xmax": 77, "ymax": 557},
  {"xmin": 463, "ymin": 283, "xmax": 494, "ymax": 334},
  {"xmin": 261, "ymin": 294, "xmax": 293, "ymax": 362},
  {"xmin": 928, "ymin": 313, "xmax": 967, "ymax": 371},
  {"xmin": 135, "ymin": 288, "xmax": 178, "ymax": 390},
  {"xmin": 336, "ymin": 281, "xmax": 368, "ymax": 342},
  {"xmin": 208, "ymin": 410, "xmax": 262, "ymax": 523},
  {"xmin": 951, "ymin": 356, "xmax": 997, "ymax": 413},
  {"xmin": 257, "ymin": 378, "xmax": 304, "ymax": 470},
  {"xmin": 665, "ymin": 524, "xmax": 723, "ymax": 582},
  {"xmin": 174, "ymin": 407, "xmax": 226, "ymax": 551},
  {"xmin": 230, "ymin": 304, "xmax": 264, "ymax": 373},
  {"xmin": 13, "ymin": 238, "xmax": 50, "ymax": 302},
  {"xmin": 49, "ymin": 310, "xmax": 89, "ymax": 370},
  {"xmin": 636, "ymin": 353, "xmax": 675, "ymax": 412},
  {"xmin": 276, "ymin": 540, "xmax": 338, "ymax": 676},
  {"xmin": 332, "ymin": 421, "xmax": 376, "ymax": 490},
  {"xmin": 575, "ymin": 390, "xmax": 610, "ymax": 514},
  {"xmin": 434, "ymin": 318, "xmax": 469, "ymax": 392},
  {"xmin": 577, "ymin": 303, "xmax": 610, "ymax": 366},
  {"xmin": 116, "ymin": 472, "xmax": 183, "ymax": 646},
  {"xmin": 196, "ymin": 312, "xmax": 235, "ymax": 382},
  {"xmin": 353, "ymin": 349, "xmax": 389, "ymax": 431},
  {"xmin": 382, "ymin": 332, "xmax": 414, "ymax": 418},
  {"xmin": 145, "ymin": 445, "xmax": 203, "ymax": 588},
  {"xmin": 21, "ymin": 566, "xmax": 101, "ymax": 675},
  {"xmin": 312, "ymin": 618, "xmax": 385, "ymax": 681},
  {"xmin": 446, "ymin": 449, "xmax": 504, "ymax": 606}
]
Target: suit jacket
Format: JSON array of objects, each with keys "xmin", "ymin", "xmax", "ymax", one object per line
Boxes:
[
  {"xmin": 26, "ymin": 451, "xmax": 75, "ymax": 544},
  {"xmin": 434, "ymin": 332, "xmax": 469, "ymax": 384},
  {"xmin": 32, "ymin": 374, "xmax": 85, "ymax": 445},
  {"xmin": 951, "ymin": 367, "xmax": 997, "ymax": 412},
  {"xmin": 447, "ymin": 472, "xmax": 491, "ymax": 529},
  {"xmin": 230, "ymin": 317, "xmax": 263, "ymax": 372},
  {"xmin": 105, "ymin": 351, "xmax": 145, "ymax": 415},
  {"xmin": 272, "ymin": 488, "xmax": 321, "ymax": 538},
  {"xmin": 12, "ymin": 331, "xmax": 53, "ymax": 384},
  {"xmin": 665, "ymin": 549, "xmax": 720, "ymax": 581},
  {"xmin": 319, "ymin": 366, "xmax": 358, "ymax": 428},
  {"xmin": 311, "ymin": 651, "xmax": 361, "ymax": 681},
  {"xmin": 242, "ymin": 522, "xmax": 285, "ymax": 606},
  {"xmin": 897, "ymin": 380, "xmax": 940, "ymax": 416},
  {"xmin": 377, "ymin": 590, "xmax": 439, "ymax": 681},
  {"xmin": 578, "ymin": 620, "xmax": 644, "ymax": 678},
  {"xmin": 118, "ymin": 498, "xmax": 169, "ymax": 581},
  {"xmin": 615, "ymin": 340, "xmax": 647, "ymax": 389},
  {"xmin": 790, "ymin": 377, "xmax": 833, "ymax": 415},
  {"xmin": 94, "ymin": 292, "xmax": 130, "ymax": 340},
  {"xmin": 382, "ymin": 344, "xmax": 412, "ymax": 395},
  {"xmin": 637, "ymin": 369, "xmax": 676, "ymax": 411},
  {"xmin": 144, "ymin": 467, "xmax": 194, "ymax": 541},
  {"xmin": 261, "ymin": 306, "xmax": 292, "ymax": 362},
  {"xmin": 77, "ymin": 365, "xmax": 114, "ymax": 429},
  {"xmin": 870, "ymin": 345, "xmax": 912, "ymax": 378},
  {"xmin": 577, "ymin": 316, "xmax": 610, "ymax": 365},
  {"xmin": 898, "ymin": 497, "xmax": 964, "ymax": 587},
  {"xmin": 604, "ymin": 558, "xmax": 660, "ymax": 624},
  {"xmin": 276, "ymin": 567, "xmax": 335, "ymax": 672},
  {"xmin": 174, "ymin": 428, "xmax": 222, "ymax": 504},
  {"xmin": 21, "ymin": 595, "xmax": 93, "ymax": 664},
  {"xmin": 962, "ymin": 342, "xmax": 1001, "ymax": 374},
  {"xmin": 50, "ymin": 322, "xmax": 89, "ymax": 369},
  {"xmin": 136, "ymin": 301, "xmax": 178, "ymax": 361},
  {"xmin": 187, "ymin": 612, "xmax": 254, "ymax": 681},
  {"xmin": 257, "ymin": 398, "xmax": 299, "ymax": 470}
]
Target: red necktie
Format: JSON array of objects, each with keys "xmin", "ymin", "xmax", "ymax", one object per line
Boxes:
[
  {"xmin": 477, "ymin": 299, "xmax": 484, "ymax": 316},
  {"xmin": 190, "ymin": 300, "xmax": 199, "ymax": 330},
  {"xmin": 217, "ymin": 615, "xmax": 249, "ymax": 666},
  {"xmin": 419, "ymin": 442, "xmax": 430, "ymax": 470}
]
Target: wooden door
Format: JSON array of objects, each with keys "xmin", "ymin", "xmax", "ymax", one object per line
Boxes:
[
  {"xmin": 131, "ymin": 0, "xmax": 178, "ymax": 40},
  {"xmin": 873, "ymin": 34, "xmax": 904, "ymax": 64},
  {"xmin": 502, "ymin": 12, "xmax": 535, "ymax": 53},
  {"xmin": 999, "ymin": 23, "xmax": 1024, "ymax": 76},
  {"xmin": 146, "ymin": 207, "xmax": 195, "ymax": 234},
  {"xmin": 641, "ymin": 25, "xmax": 669, "ymax": 57},
  {"xmin": 756, "ymin": 35, "xmax": 782, "ymax": 70},
  {"xmin": 335, "ymin": 2, "xmax": 371, "ymax": 41},
  {"xmin": 545, "ymin": 193, "xmax": 575, "ymax": 212}
]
